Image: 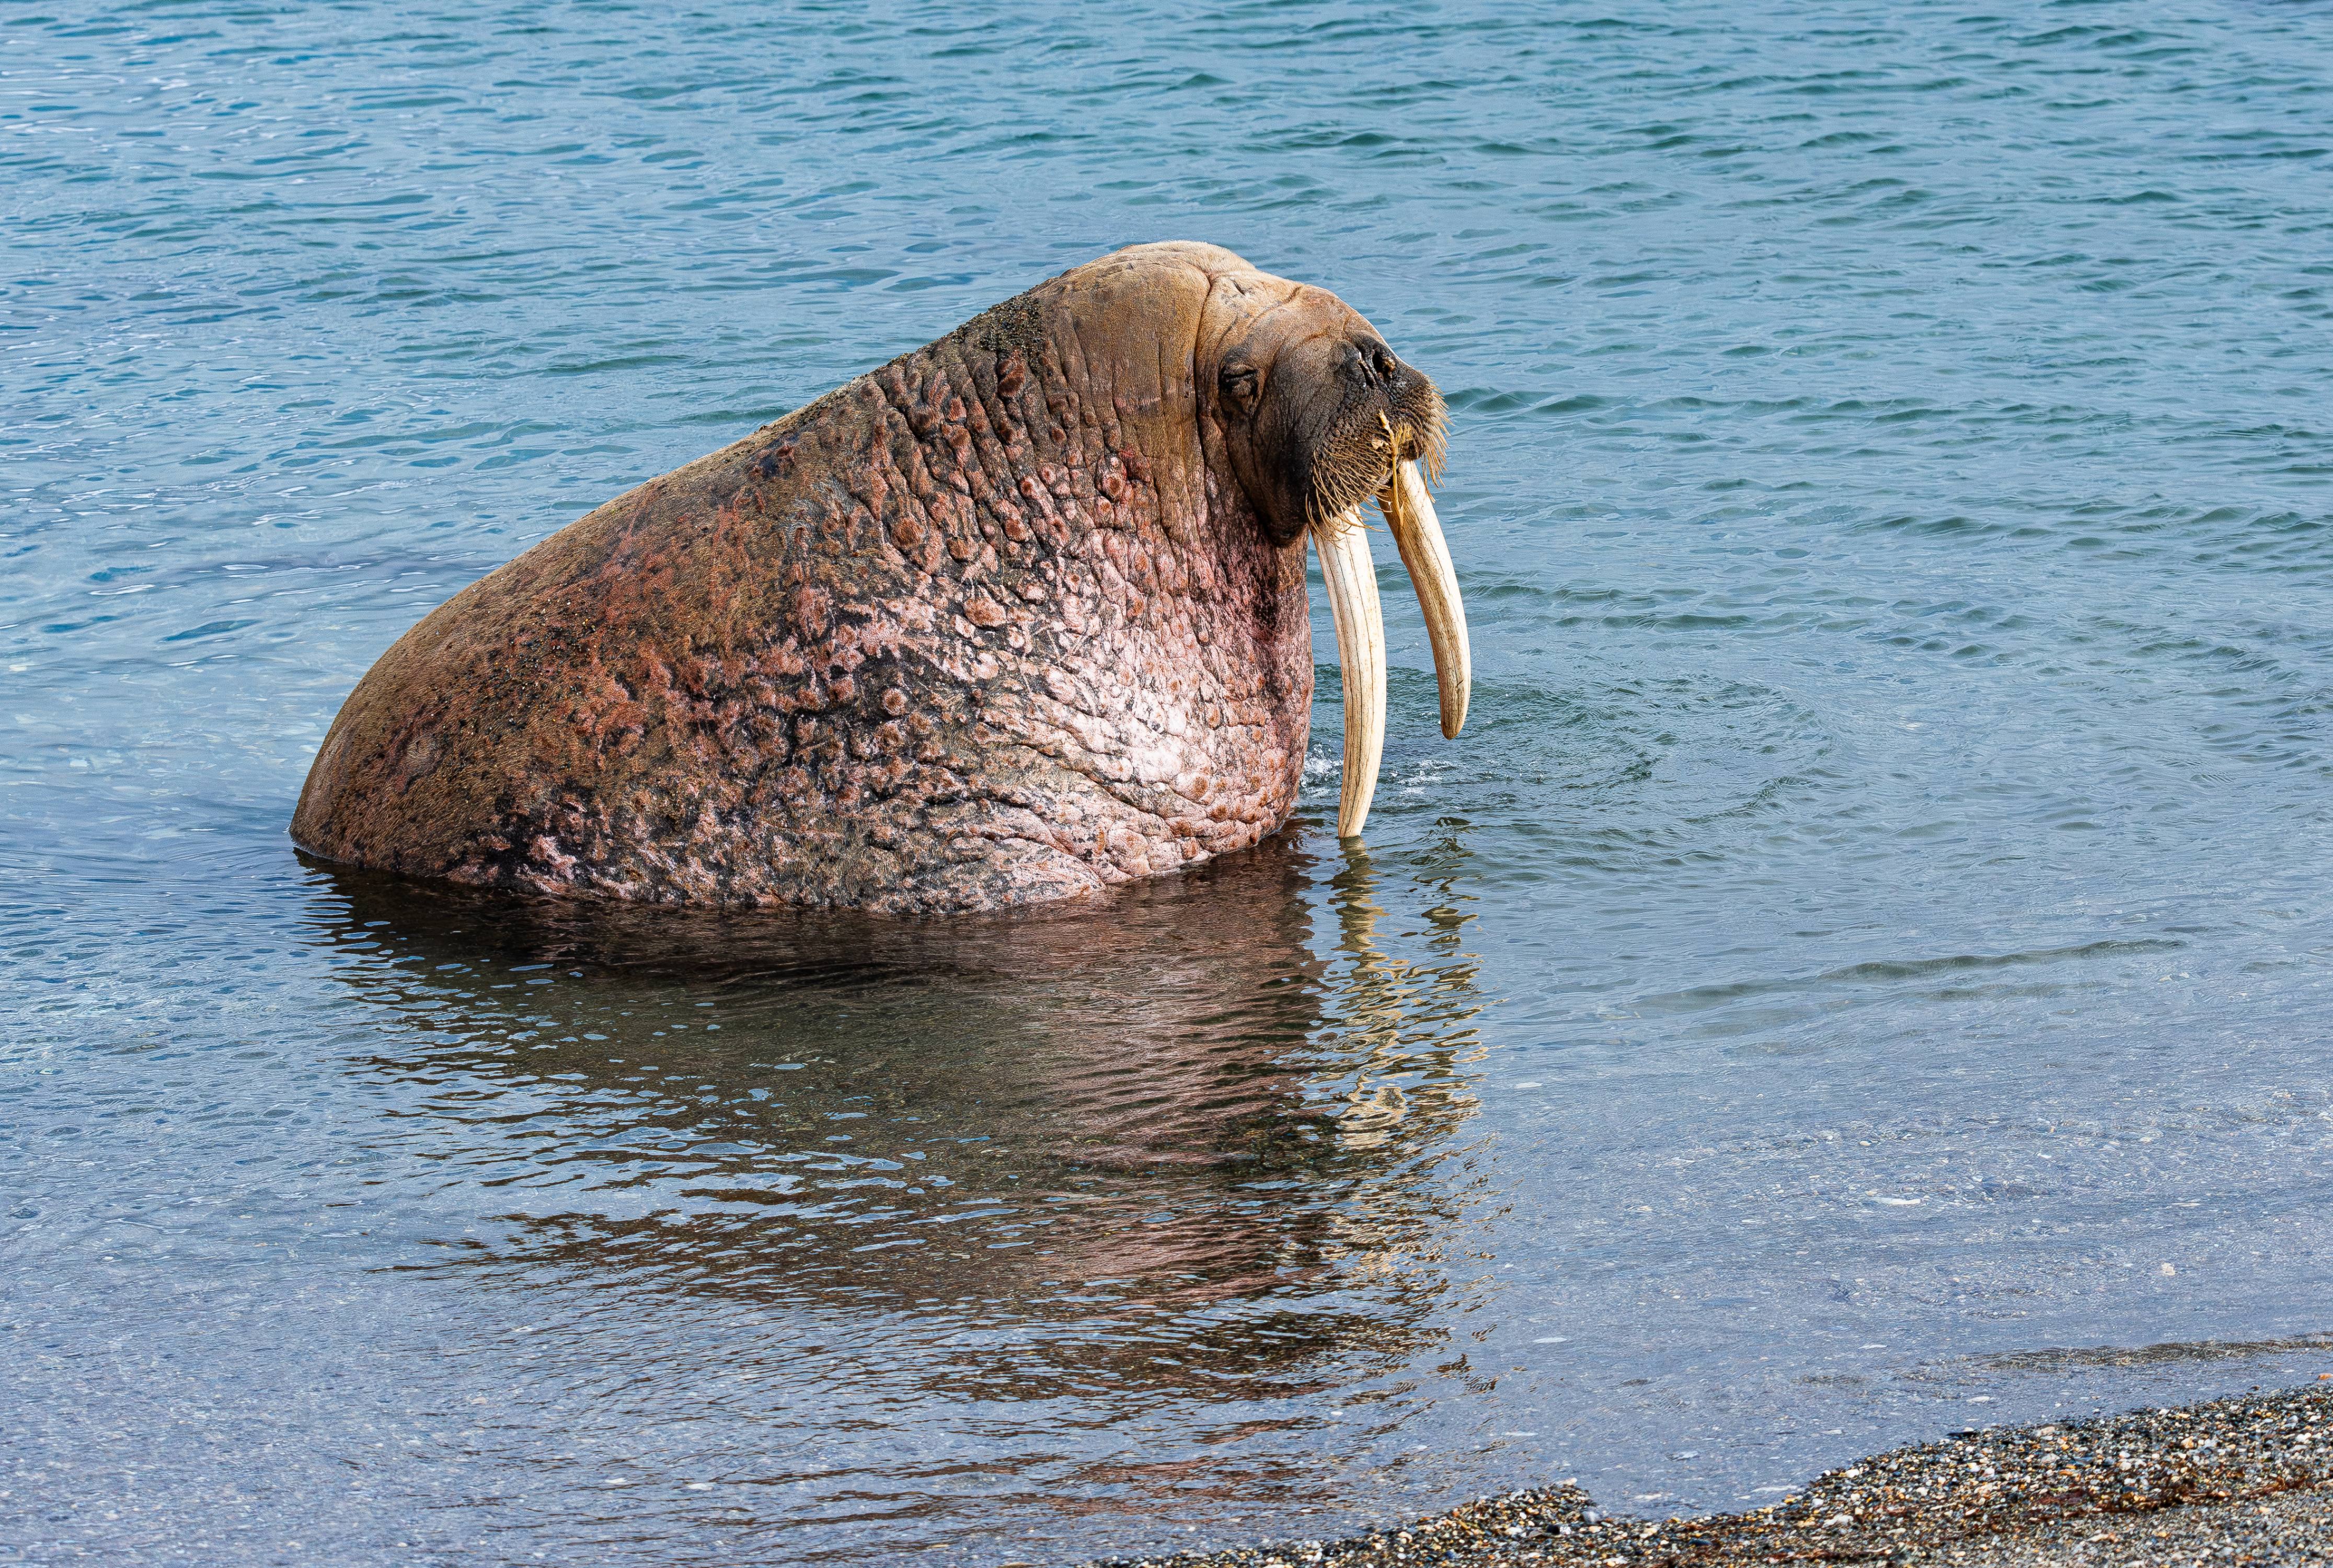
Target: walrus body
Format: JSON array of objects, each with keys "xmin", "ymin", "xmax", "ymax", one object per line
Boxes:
[{"xmin": 292, "ymin": 243, "xmax": 1462, "ymax": 914}]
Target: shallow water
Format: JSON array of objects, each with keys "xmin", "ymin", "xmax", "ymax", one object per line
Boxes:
[{"xmin": 7, "ymin": 1, "xmax": 2333, "ymax": 1562}]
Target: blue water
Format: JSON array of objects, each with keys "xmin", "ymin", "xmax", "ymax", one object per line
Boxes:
[{"xmin": 8, "ymin": 2, "xmax": 2333, "ymax": 1562}]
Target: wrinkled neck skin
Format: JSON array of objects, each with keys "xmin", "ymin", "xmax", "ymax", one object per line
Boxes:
[
  {"xmin": 290, "ymin": 246, "xmax": 1320, "ymax": 914},
  {"xmin": 880, "ymin": 247, "xmax": 1321, "ymax": 903}
]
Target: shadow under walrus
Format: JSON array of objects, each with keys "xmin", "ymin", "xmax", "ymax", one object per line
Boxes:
[{"xmin": 294, "ymin": 827, "xmax": 1496, "ymax": 1488}]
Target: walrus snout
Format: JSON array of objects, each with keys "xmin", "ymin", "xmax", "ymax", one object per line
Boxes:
[{"xmin": 1334, "ymin": 333, "xmax": 1445, "ymax": 475}]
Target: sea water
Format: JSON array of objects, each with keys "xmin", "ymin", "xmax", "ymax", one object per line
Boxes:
[{"xmin": 6, "ymin": 2, "xmax": 2332, "ymax": 1562}]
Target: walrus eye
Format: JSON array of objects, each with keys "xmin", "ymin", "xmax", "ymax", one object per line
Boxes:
[
  {"xmin": 1371, "ymin": 344, "xmax": 1397, "ymax": 381},
  {"xmin": 1219, "ymin": 364, "xmax": 1260, "ymax": 415}
]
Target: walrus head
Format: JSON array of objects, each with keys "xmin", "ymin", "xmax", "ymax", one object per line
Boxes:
[
  {"xmin": 1208, "ymin": 283, "xmax": 1449, "ymax": 545},
  {"xmin": 1189, "ymin": 252, "xmax": 1469, "ymax": 837}
]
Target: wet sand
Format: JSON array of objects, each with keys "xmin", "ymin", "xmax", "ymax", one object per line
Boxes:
[{"xmin": 1086, "ymin": 1382, "xmax": 2332, "ymax": 1566}]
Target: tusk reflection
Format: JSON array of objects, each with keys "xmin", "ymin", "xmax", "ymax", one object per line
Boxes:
[{"xmin": 1318, "ymin": 838, "xmax": 1487, "ymax": 1167}]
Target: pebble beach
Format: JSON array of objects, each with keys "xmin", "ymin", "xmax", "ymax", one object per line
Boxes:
[{"xmin": 1087, "ymin": 1383, "xmax": 2333, "ymax": 1567}]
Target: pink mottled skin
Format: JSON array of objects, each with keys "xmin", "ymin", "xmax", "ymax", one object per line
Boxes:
[{"xmin": 290, "ymin": 243, "xmax": 1444, "ymax": 913}]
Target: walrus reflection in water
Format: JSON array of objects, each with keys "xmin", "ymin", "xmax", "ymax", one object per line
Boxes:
[
  {"xmin": 307, "ymin": 844, "xmax": 1484, "ymax": 1405},
  {"xmin": 291, "ymin": 242, "xmax": 1468, "ymax": 913}
]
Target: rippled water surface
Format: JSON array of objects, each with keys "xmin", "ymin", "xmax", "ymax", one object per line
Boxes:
[{"xmin": 9, "ymin": 2, "xmax": 2333, "ymax": 1562}]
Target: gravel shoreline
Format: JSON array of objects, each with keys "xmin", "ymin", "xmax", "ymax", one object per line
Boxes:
[{"xmin": 1084, "ymin": 1382, "xmax": 2333, "ymax": 1566}]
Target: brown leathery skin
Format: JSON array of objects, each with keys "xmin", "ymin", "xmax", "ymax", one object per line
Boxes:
[{"xmin": 290, "ymin": 241, "xmax": 1442, "ymax": 913}]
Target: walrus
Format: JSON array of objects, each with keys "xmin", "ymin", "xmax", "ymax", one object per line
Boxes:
[{"xmin": 290, "ymin": 241, "xmax": 1469, "ymax": 914}]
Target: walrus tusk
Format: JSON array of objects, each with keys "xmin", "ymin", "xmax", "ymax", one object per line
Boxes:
[
  {"xmin": 1312, "ymin": 506, "xmax": 1386, "ymax": 840},
  {"xmin": 1380, "ymin": 458, "xmax": 1470, "ymax": 740}
]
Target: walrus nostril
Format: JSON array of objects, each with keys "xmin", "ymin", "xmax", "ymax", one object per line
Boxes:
[{"xmin": 1348, "ymin": 341, "xmax": 1398, "ymax": 385}]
